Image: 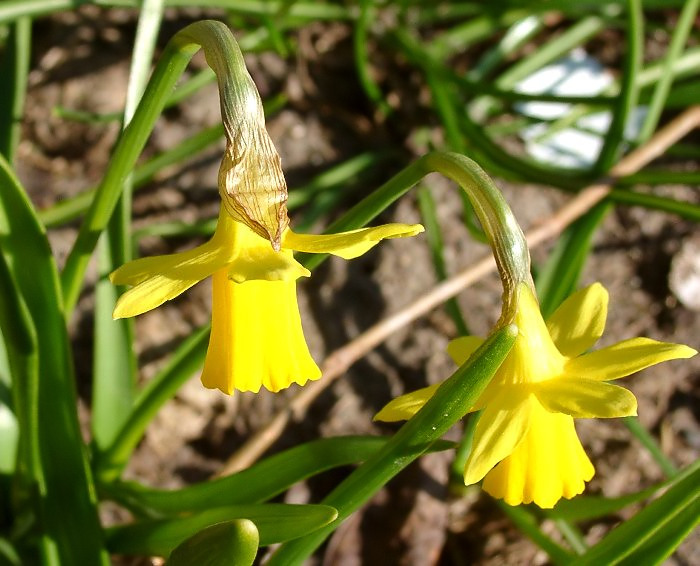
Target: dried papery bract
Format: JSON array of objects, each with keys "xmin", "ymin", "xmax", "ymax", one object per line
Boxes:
[
  {"xmin": 218, "ymin": 121, "xmax": 289, "ymax": 250},
  {"xmin": 179, "ymin": 21, "xmax": 289, "ymax": 250}
]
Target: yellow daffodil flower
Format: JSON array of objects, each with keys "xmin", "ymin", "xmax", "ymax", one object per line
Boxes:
[
  {"xmin": 112, "ymin": 208, "xmax": 423, "ymax": 395},
  {"xmin": 376, "ymin": 283, "xmax": 696, "ymax": 508}
]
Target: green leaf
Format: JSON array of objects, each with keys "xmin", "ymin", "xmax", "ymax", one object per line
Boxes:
[
  {"xmin": 168, "ymin": 520, "xmax": 258, "ymax": 566},
  {"xmin": 0, "ymin": 251, "xmax": 34, "ymax": 514},
  {"xmin": 106, "ymin": 436, "xmax": 452, "ymax": 515},
  {"xmin": 571, "ymin": 461, "xmax": 700, "ymax": 565},
  {"xmin": 0, "ymin": 156, "xmax": 108, "ymax": 564},
  {"xmin": 0, "ymin": 17, "xmax": 30, "ymax": 163},
  {"xmin": 105, "ymin": 503, "xmax": 338, "ymax": 557},
  {"xmin": 593, "ymin": 0, "xmax": 643, "ymax": 174},
  {"xmin": 95, "ymin": 325, "xmax": 210, "ymax": 481},
  {"xmin": 547, "ymin": 459, "xmax": 700, "ymax": 522},
  {"xmin": 267, "ymin": 325, "xmax": 517, "ymax": 564},
  {"xmin": 91, "ymin": 0, "xmax": 164, "ymax": 454},
  {"xmin": 636, "ymin": 0, "xmax": 700, "ymax": 142},
  {"xmin": 616, "ymin": 502, "xmax": 699, "ymax": 566}
]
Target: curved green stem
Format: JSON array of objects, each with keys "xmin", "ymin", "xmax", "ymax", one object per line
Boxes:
[{"xmin": 302, "ymin": 151, "xmax": 532, "ymax": 325}]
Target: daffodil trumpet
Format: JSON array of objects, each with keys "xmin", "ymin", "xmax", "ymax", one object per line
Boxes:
[{"xmin": 376, "ymin": 282, "xmax": 696, "ymax": 508}]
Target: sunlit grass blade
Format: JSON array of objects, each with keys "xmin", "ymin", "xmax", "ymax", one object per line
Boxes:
[
  {"xmin": 607, "ymin": 188, "xmax": 700, "ymax": 222},
  {"xmin": 0, "ymin": 0, "xmax": 351, "ymax": 24},
  {"xmin": 91, "ymin": 0, "xmax": 164, "ymax": 454},
  {"xmin": 615, "ymin": 499, "xmax": 699, "ymax": 566},
  {"xmin": 636, "ymin": 0, "xmax": 700, "ymax": 143},
  {"xmin": 546, "ymin": 459, "xmax": 699, "ymax": 522},
  {"xmin": 468, "ymin": 14, "xmax": 544, "ymax": 81},
  {"xmin": 168, "ymin": 520, "xmax": 259, "ymax": 566},
  {"xmin": 267, "ymin": 326, "xmax": 517, "ymax": 564},
  {"xmin": 0, "ymin": 17, "xmax": 30, "ymax": 162},
  {"xmin": 0, "ymin": 252, "xmax": 35, "ymax": 510},
  {"xmin": 105, "ymin": 436, "xmax": 454, "ymax": 515},
  {"xmin": 105, "ymin": 503, "xmax": 338, "ymax": 557},
  {"xmin": 0, "ymin": 156, "xmax": 108, "ymax": 565},
  {"xmin": 571, "ymin": 461, "xmax": 700, "ymax": 565},
  {"xmin": 593, "ymin": 0, "xmax": 643, "ymax": 175},
  {"xmin": 427, "ymin": 7, "xmax": 531, "ymax": 60},
  {"xmin": 94, "ymin": 324, "xmax": 209, "ymax": 481},
  {"xmin": 536, "ymin": 202, "xmax": 610, "ymax": 318},
  {"xmin": 0, "ymin": 538, "xmax": 21, "ymax": 566},
  {"xmin": 353, "ymin": 0, "xmax": 392, "ymax": 116}
]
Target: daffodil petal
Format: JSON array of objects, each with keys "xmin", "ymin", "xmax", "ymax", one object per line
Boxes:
[
  {"xmin": 482, "ymin": 403, "xmax": 594, "ymax": 508},
  {"xmin": 534, "ymin": 378, "xmax": 637, "ymax": 418},
  {"xmin": 110, "ymin": 239, "xmax": 229, "ymax": 287},
  {"xmin": 374, "ymin": 383, "xmax": 440, "ymax": 422},
  {"xmin": 464, "ymin": 394, "xmax": 532, "ymax": 486},
  {"xmin": 113, "ymin": 276, "xmax": 200, "ymax": 319},
  {"xmin": 446, "ymin": 336, "xmax": 485, "ymax": 365},
  {"xmin": 282, "ymin": 224, "xmax": 424, "ymax": 260},
  {"xmin": 565, "ymin": 337, "xmax": 697, "ymax": 381},
  {"xmin": 200, "ymin": 270, "xmax": 321, "ymax": 395},
  {"xmin": 546, "ymin": 283, "xmax": 608, "ymax": 357}
]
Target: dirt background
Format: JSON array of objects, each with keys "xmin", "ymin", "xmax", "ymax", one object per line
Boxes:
[{"xmin": 14, "ymin": 6, "xmax": 699, "ymax": 565}]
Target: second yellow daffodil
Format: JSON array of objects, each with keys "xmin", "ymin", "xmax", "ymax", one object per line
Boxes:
[{"xmin": 376, "ymin": 282, "xmax": 696, "ymax": 508}]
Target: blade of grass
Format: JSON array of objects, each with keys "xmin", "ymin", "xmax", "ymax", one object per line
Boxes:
[
  {"xmin": 94, "ymin": 324, "xmax": 209, "ymax": 481},
  {"xmin": 607, "ymin": 188, "xmax": 700, "ymax": 221},
  {"xmin": 92, "ymin": 0, "xmax": 164, "ymax": 452},
  {"xmin": 353, "ymin": 0, "xmax": 392, "ymax": 117},
  {"xmin": 38, "ymin": 124, "xmax": 224, "ymax": 228},
  {"xmin": 0, "ymin": 156, "xmax": 108, "ymax": 565},
  {"xmin": 103, "ymin": 437, "xmax": 454, "ymax": 515},
  {"xmin": 467, "ymin": 15, "xmax": 545, "ymax": 81},
  {"xmin": 427, "ymin": 7, "xmax": 531, "ymax": 60},
  {"xmin": 593, "ymin": 0, "xmax": 643, "ymax": 175},
  {"xmin": 105, "ymin": 503, "xmax": 339, "ymax": 556},
  {"xmin": 0, "ymin": 17, "xmax": 30, "ymax": 162},
  {"xmin": 571, "ymin": 461, "xmax": 700, "ymax": 565},
  {"xmin": 0, "ymin": 253, "xmax": 38, "ymax": 527},
  {"xmin": 0, "ymin": 0, "xmax": 351, "ymax": 23},
  {"xmin": 636, "ymin": 0, "xmax": 700, "ymax": 143}
]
